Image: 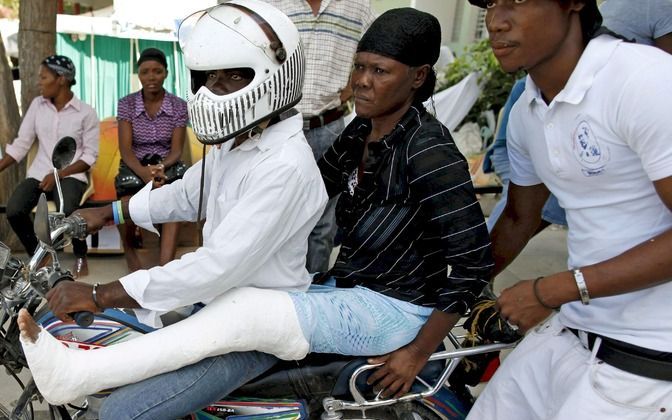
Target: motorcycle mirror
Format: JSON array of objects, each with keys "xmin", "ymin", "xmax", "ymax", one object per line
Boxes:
[
  {"xmin": 52, "ymin": 136, "xmax": 76, "ymax": 170},
  {"xmin": 34, "ymin": 194, "xmax": 52, "ymax": 247}
]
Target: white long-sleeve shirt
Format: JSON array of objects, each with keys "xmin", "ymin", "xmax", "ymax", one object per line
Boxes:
[{"xmin": 122, "ymin": 114, "xmax": 328, "ymax": 326}]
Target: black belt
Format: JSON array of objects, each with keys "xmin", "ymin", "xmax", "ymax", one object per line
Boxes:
[
  {"xmin": 303, "ymin": 106, "xmax": 346, "ymax": 130},
  {"xmin": 568, "ymin": 328, "xmax": 672, "ymax": 381}
]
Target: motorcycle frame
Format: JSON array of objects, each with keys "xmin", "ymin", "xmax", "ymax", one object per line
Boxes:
[{"xmin": 320, "ymin": 335, "xmax": 518, "ymax": 419}]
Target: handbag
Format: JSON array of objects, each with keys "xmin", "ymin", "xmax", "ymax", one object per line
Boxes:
[
  {"xmin": 114, "ymin": 155, "xmax": 188, "ymax": 197},
  {"xmin": 163, "ymin": 161, "xmax": 188, "ymax": 184}
]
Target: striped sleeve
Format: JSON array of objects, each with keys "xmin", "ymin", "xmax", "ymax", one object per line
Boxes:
[
  {"xmin": 317, "ymin": 133, "xmax": 348, "ymax": 198},
  {"xmin": 407, "ymin": 128, "xmax": 493, "ymax": 314}
]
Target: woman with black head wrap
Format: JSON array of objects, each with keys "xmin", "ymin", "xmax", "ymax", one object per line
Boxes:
[
  {"xmin": 17, "ymin": 8, "xmax": 492, "ymax": 408},
  {"xmin": 315, "ymin": 7, "xmax": 492, "ymax": 398}
]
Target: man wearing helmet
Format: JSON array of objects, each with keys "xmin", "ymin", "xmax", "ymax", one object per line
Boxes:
[
  {"xmin": 36, "ymin": 0, "xmax": 328, "ymax": 416},
  {"xmin": 465, "ymin": 1, "xmax": 672, "ymax": 418}
]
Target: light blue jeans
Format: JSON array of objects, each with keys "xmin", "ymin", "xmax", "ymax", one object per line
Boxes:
[
  {"xmin": 291, "ymin": 283, "xmax": 433, "ymax": 355},
  {"xmin": 304, "ymin": 117, "xmax": 346, "ymax": 273},
  {"xmin": 487, "ymin": 147, "xmax": 567, "ymax": 231}
]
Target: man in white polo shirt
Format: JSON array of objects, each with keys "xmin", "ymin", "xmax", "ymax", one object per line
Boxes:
[{"xmin": 466, "ymin": 0, "xmax": 672, "ymax": 418}]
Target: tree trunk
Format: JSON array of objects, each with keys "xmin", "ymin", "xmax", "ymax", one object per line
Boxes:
[
  {"xmin": 18, "ymin": 0, "xmax": 56, "ymax": 113},
  {"xmin": 0, "ymin": 0, "xmax": 57, "ymax": 251},
  {"xmin": 0, "ymin": 33, "xmax": 23, "ymax": 250}
]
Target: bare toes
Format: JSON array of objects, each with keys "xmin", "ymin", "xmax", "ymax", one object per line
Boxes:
[{"xmin": 18, "ymin": 309, "xmax": 41, "ymax": 343}]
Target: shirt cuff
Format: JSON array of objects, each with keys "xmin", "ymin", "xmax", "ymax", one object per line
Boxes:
[
  {"xmin": 130, "ymin": 308, "xmax": 165, "ymax": 328},
  {"xmin": 119, "ymin": 269, "xmax": 165, "ymax": 328},
  {"xmin": 79, "ymin": 153, "xmax": 97, "ymax": 167},
  {"xmin": 128, "ymin": 182, "xmax": 159, "ymax": 235},
  {"xmin": 4, "ymin": 144, "xmax": 26, "ymax": 163}
]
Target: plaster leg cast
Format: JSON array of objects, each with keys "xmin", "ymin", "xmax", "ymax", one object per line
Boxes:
[{"xmin": 19, "ymin": 287, "xmax": 308, "ymax": 405}]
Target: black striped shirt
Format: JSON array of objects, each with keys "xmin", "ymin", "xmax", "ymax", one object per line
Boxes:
[{"xmin": 319, "ymin": 105, "xmax": 493, "ymax": 314}]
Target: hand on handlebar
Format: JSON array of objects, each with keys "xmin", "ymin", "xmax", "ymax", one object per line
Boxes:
[
  {"xmin": 496, "ymin": 279, "xmax": 554, "ymax": 333},
  {"xmin": 72, "ymin": 206, "xmax": 113, "ymax": 235},
  {"xmin": 366, "ymin": 343, "xmax": 431, "ymax": 399},
  {"xmin": 46, "ymin": 281, "xmax": 100, "ymax": 323}
]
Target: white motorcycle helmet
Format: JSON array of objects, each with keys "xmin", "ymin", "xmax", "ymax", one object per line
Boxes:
[{"xmin": 179, "ymin": 0, "xmax": 305, "ymax": 144}]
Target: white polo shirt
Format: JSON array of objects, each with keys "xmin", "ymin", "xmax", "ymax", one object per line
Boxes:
[{"xmin": 508, "ymin": 35, "xmax": 672, "ymax": 351}]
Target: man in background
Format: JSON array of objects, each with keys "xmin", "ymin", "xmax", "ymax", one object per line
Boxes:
[
  {"xmin": 600, "ymin": 0, "xmax": 672, "ymax": 53},
  {"xmin": 266, "ymin": 0, "xmax": 377, "ymax": 272}
]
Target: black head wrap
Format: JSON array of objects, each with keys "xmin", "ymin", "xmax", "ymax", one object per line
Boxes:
[
  {"xmin": 42, "ymin": 55, "xmax": 76, "ymax": 86},
  {"xmin": 137, "ymin": 47, "xmax": 168, "ymax": 69},
  {"xmin": 357, "ymin": 8, "xmax": 441, "ymax": 67}
]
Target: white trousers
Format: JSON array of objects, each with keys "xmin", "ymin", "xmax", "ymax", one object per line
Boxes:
[{"xmin": 467, "ymin": 315, "xmax": 672, "ymax": 420}]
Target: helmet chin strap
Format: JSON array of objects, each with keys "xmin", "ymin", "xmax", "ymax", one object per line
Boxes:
[
  {"xmin": 247, "ymin": 125, "xmax": 265, "ymax": 139},
  {"xmin": 233, "ymin": 119, "xmax": 271, "ymax": 148}
]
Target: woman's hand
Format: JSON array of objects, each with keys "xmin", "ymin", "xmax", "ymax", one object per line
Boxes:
[
  {"xmin": 149, "ymin": 164, "xmax": 167, "ymax": 189},
  {"xmin": 366, "ymin": 342, "xmax": 432, "ymax": 399}
]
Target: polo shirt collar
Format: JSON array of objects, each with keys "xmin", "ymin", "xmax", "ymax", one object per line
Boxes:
[
  {"xmin": 524, "ymin": 35, "xmax": 621, "ymax": 107},
  {"xmin": 557, "ymin": 35, "xmax": 620, "ymax": 105}
]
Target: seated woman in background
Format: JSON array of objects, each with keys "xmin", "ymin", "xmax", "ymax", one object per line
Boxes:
[{"xmin": 115, "ymin": 47, "xmax": 189, "ymax": 272}]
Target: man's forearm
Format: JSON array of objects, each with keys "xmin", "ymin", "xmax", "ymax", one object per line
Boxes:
[
  {"xmin": 96, "ymin": 281, "xmax": 141, "ymax": 309},
  {"xmin": 0, "ymin": 154, "xmax": 16, "ymax": 173},
  {"xmin": 537, "ymin": 228, "xmax": 672, "ymax": 308},
  {"xmin": 490, "ymin": 214, "xmax": 539, "ymax": 278},
  {"xmin": 59, "ymin": 160, "xmax": 90, "ymax": 178},
  {"xmin": 490, "ymin": 182, "xmax": 550, "ymax": 277}
]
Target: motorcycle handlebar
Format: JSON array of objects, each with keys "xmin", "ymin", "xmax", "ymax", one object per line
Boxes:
[
  {"xmin": 71, "ymin": 311, "xmax": 94, "ymax": 327},
  {"xmin": 60, "ymin": 213, "xmax": 88, "ymax": 240},
  {"xmin": 48, "ymin": 273, "xmax": 94, "ymax": 328}
]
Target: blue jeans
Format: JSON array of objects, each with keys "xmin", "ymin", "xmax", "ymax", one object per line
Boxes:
[
  {"xmin": 487, "ymin": 147, "xmax": 567, "ymax": 231},
  {"xmin": 304, "ymin": 117, "xmax": 346, "ymax": 272},
  {"xmin": 98, "ymin": 352, "xmax": 278, "ymax": 420}
]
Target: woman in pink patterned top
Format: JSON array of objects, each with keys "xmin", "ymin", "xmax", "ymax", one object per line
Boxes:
[{"xmin": 115, "ymin": 48, "xmax": 188, "ymax": 272}]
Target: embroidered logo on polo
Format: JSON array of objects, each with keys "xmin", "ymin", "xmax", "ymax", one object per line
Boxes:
[{"xmin": 571, "ymin": 119, "xmax": 610, "ymax": 177}]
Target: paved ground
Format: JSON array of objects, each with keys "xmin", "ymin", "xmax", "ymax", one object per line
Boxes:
[{"xmin": 0, "ymin": 198, "xmax": 569, "ymax": 418}]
